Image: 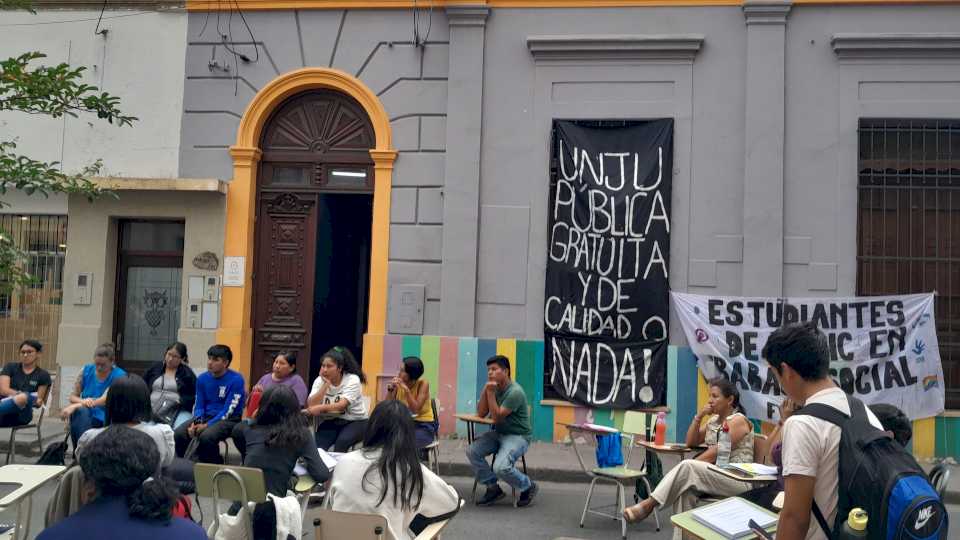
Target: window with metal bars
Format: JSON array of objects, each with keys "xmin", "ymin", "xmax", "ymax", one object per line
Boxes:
[
  {"xmin": 857, "ymin": 118, "xmax": 960, "ymax": 410},
  {"xmin": 0, "ymin": 214, "xmax": 68, "ymax": 373}
]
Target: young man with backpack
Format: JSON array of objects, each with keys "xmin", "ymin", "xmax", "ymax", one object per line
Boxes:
[{"xmin": 763, "ymin": 321, "xmax": 947, "ymax": 540}]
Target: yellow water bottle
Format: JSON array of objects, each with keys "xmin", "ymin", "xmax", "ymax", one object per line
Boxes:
[{"xmin": 841, "ymin": 508, "xmax": 868, "ymax": 539}]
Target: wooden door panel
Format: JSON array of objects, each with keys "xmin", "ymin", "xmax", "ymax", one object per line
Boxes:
[{"xmin": 253, "ymin": 192, "xmax": 318, "ymax": 378}]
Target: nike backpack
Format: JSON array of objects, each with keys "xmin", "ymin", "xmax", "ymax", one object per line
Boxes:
[{"xmin": 794, "ymin": 395, "xmax": 948, "ymax": 540}]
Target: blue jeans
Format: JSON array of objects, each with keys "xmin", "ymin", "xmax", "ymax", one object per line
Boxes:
[
  {"xmin": 69, "ymin": 407, "xmax": 104, "ymax": 448},
  {"xmin": 466, "ymin": 430, "xmax": 531, "ymax": 491},
  {"xmin": 0, "ymin": 393, "xmax": 36, "ymax": 427}
]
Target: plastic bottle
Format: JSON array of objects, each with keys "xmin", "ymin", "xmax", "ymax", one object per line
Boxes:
[
  {"xmin": 654, "ymin": 411, "xmax": 667, "ymax": 445},
  {"xmin": 840, "ymin": 508, "xmax": 868, "ymax": 539},
  {"xmin": 716, "ymin": 421, "xmax": 732, "ymax": 467}
]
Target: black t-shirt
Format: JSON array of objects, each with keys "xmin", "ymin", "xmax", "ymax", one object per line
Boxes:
[{"xmin": 1, "ymin": 362, "xmax": 52, "ymax": 394}]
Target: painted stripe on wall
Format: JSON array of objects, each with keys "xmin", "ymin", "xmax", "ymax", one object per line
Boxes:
[
  {"xmin": 402, "ymin": 335, "xmax": 420, "ymax": 360},
  {"xmin": 438, "ymin": 337, "xmax": 458, "ymax": 435},
  {"xmin": 914, "ymin": 418, "xmax": 935, "ymax": 459},
  {"xmin": 382, "ymin": 334, "xmax": 402, "ymax": 377},
  {"xmin": 675, "ymin": 347, "xmax": 699, "ymax": 444},
  {"xmin": 456, "ymin": 337, "xmax": 479, "ymax": 438},
  {"xmin": 554, "ymin": 405, "xmax": 575, "ymax": 442},
  {"xmin": 516, "ymin": 340, "xmax": 538, "ymax": 437},
  {"xmin": 477, "ymin": 339, "xmax": 497, "ymax": 394},
  {"xmin": 594, "ymin": 408, "xmax": 614, "ymax": 428},
  {"xmin": 420, "ymin": 336, "xmax": 440, "ymax": 400},
  {"xmin": 531, "ymin": 341, "xmax": 553, "ymax": 441},
  {"xmin": 362, "ymin": 333, "xmax": 383, "ymax": 402},
  {"xmin": 497, "ymin": 338, "xmax": 517, "ymax": 381},
  {"xmin": 666, "ymin": 346, "xmax": 678, "ymax": 443}
]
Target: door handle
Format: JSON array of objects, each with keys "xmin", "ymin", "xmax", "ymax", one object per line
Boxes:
[{"xmin": 115, "ymin": 332, "xmax": 123, "ymax": 351}]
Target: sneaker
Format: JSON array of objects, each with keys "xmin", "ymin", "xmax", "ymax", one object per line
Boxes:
[
  {"xmin": 476, "ymin": 484, "xmax": 505, "ymax": 506},
  {"xmin": 517, "ymin": 482, "xmax": 538, "ymax": 508}
]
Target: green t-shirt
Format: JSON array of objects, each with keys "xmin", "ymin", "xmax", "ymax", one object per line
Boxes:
[{"xmin": 494, "ymin": 382, "xmax": 532, "ymax": 439}]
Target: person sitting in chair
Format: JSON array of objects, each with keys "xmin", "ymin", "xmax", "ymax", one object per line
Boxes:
[
  {"xmin": 173, "ymin": 344, "xmax": 245, "ymax": 464},
  {"xmin": 466, "ymin": 355, "xmax": 538, "ymax": 508},
  {"xmin": 624, "ymin": 378, "xmax": 755, "ymax": 539},
  {"xmin": 387, "ymin": 356, "xmax": 436, "ymax": 449},
  {"xmin": 61, "ymin": 343, "xmax": 126, "ymax": 449},
  {"xmin": 0, "ymin": 339, "xmax": 51, "ymax": 429}
]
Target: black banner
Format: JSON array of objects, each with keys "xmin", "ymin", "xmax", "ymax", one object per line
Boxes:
[{"xmin": 544, "ymin": 120, "xmax": 673, "ymax": 408}]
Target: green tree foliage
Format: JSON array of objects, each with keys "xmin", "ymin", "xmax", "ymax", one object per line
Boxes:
[{"xmin": 0, "ymin": 3, "xmax": 137, "ymax": 291}]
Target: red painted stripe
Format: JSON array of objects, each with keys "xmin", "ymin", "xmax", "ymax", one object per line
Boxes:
[{"xmin": 438, "ymin": 336, "xmax": 459, "ymax": 436}]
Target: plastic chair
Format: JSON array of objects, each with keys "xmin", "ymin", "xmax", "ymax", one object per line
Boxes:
[
  {"xmin": 4, "ymin": 391, "xmax": 49, "ymax": 464},
  {"xmin": 193, "ymin": 462, "xmax": 267, "ymax": 539},
  {"xmin": 566, "ymin": 411, "xmax": 660, "ymax": 539},
  {"xmin": 311, "ymin": 500, "xmax": 465, "ymax": 540},
  {"xmin": 929, "ymin": 463, "xmax": 951, "ymax": 499}
]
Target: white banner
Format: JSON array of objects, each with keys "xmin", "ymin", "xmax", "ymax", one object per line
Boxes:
[{"xmin": 671, "ymin": 292, "xmax": 944, "ymax": 422}]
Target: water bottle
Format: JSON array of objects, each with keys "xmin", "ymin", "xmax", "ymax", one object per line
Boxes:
[
  {"xmin": 716, "ymin": 421, "xmax": 732, "ymax": 468},
  {"xmin": 840, "ymin": 508, "xmax": 868, "ymax": 539},
  {"xmin": 654, "ymin": 412, "xmax": 667, "ymax": 445}
]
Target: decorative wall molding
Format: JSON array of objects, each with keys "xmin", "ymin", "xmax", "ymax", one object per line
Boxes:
[
  {"xmin": 742, "ymin": 0, "xmax": 791, "ymax": 25},
  {"xmin": 445, "ymin": 6, "xmax": 490, "ymax": 26},
  {"xmin": 832, "ymin": 33, "xmax": 960, "ymax": 60},
  {"xmin": 526, "ymin": 34, "xmax": 704, "ymax": 63}
]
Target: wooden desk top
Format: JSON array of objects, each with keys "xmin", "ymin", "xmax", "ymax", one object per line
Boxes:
[
  {"xmin": 0, "ymin": 465, "xmax": 67, "ymax": 507},
  {"xmin": 636, "ymin": 440, "xmax": 707, "ymax": 454},
  {"xmin": 454, "ymin": 413, "xmax": 494, "ymax": 425}
]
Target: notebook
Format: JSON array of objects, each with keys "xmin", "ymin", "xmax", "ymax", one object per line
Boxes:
[
  {"xmin": 725, "ymin": 463, "xmax": 779, "ymax": 476},
  {"xmin": 691, "ymin": 498, "xmax": 777, "ymax": 539},
  {"xmin": 294, "ymin": 449, "xmax": 341, "ymax": 476}
]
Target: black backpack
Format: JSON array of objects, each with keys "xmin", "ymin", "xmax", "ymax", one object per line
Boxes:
[
  {"xmin": 794, "ymin": 395, "xmax": 947, "ymax": 540},
  {"xmin": 36, "ymin": 434, "xmax": 70, "ymax": 466}
]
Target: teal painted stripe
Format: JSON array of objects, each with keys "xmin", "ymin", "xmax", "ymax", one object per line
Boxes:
[
  {"xmin": 935, "ymin": 416, "xmax": 960, "ymax": 459},
  {"xmin": 674, "ymin": 347, "xmax": 699, "ymax": 443},
  {"xmin": 532, "ymin": 341, "xmax": 553, "ymax": 441},
  {"xmin": 593, "ymin": 408, "xmax": 614, "ymax": 428},
  {"xmin": 667, "ymin": 346, "xmax": 679, "ymax": 443},
  {"xmin": 402, "ymin": 335, "xmax": 421, "ymax": 359},
  {"xmin": 516, "ymin": 340, "xmax": 538, "ymax": 431},
  {"xmin": 456, "ymin": 338, "xmax": 479, "ymax": 438}
]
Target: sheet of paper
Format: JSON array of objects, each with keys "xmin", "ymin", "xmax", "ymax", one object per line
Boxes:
[
  {"xmin": 201, "ymin": 301, "xmax": 219, "ymax": 329},
  {"xmin": 691, "ymin": 498, "xmax": 777, "ymax": 538},
  {"xmin": 188, "ymin": 275, "xmax": 204, "ymax": 300},
  {"xmin": 728, "ymin": 463, "xmax": 779, "ymax": 476},
  {"xmin": 295, "ymin": 450, "xmax": 341, "ymax": 476}
]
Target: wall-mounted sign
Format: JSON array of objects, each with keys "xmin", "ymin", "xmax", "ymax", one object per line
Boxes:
[
  {"xmin": 223, "ymin": 256, "xmax": 245, "ymax": 287},
  {"xmin": 193, "ymin": 251, "xmax": 220, "ymax": 271}
]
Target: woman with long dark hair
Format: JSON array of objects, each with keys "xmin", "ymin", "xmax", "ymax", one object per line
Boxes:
[
  {"xmin": 143, "ymin": 342, "xmax": 197, "ymax": 428},
  {"xmin": 38, "ymin": 425, "xmax": 205, "ymax": 540},
  {"xmin": 305, "ymin": 346, "xmax": 369, "ymax": 451},
  {"xmin": 75, "ymin": 375, "xmax": 175, "ymax": 470},
  {"xmin": 623, "ymin": 378, "xmax": 755, "ymax": 538},
  {"xmin": 327, "ymin": 400, "xmax": 460, "ymax": 540}
]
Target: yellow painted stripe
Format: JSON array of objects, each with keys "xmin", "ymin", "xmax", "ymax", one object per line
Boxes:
[
  {"xmin": 362, "ymin": 333, "xmax": 384, "ymax": 404},
  {"xmin": 697, "ymin": 370, "xmax": 709, "ymax": 411},
  {"xmin": 497, "ymin": 338, "xmax": 517, "ymax": 381},
  {"xmin": 913, "ymin": 417, "xmax": 935, "ymax": 459},
  {"xmin": 553, "ymin": 405, "xmax": 576, "ymax": 443},
  {"xmin": 188, "ymin": 0, "xmax": 959, "ymax": 10}
]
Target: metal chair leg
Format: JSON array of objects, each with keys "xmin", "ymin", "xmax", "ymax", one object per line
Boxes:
[
  {"xmin": 618, "ymin": 483, "xmax": 627, "ymax": 539},
  {"xmin": 580, "ymin": 477, "xmax": 597, "ymax": 528},
  {"xmin": 640, "ymin": 476, "xmax": 660, "ymax": 532},
  {"xmin": 7, "ymin": 428, "xmax": 15, "ymax": 464}
]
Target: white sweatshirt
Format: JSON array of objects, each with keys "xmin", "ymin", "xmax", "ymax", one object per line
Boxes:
[{"xmin": 327, "ymin": 448, "xmax": 461, "ymax": 540}]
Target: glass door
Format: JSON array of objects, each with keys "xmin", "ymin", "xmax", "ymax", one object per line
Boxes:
[{"xmin": 113, "ymin": 221, "xmax": 184, "ymax": 374}]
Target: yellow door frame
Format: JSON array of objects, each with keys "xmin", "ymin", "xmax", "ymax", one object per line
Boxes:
[{"xmin": 218, "ymin": 67, "xmax": 396, "ymax": 384}]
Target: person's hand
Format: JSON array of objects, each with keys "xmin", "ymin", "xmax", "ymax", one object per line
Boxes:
[
  {"xmin": 60, "ymin": 403, "xmax": 79, "ymax": 420},
  {"xmin": 484, "ymin": 381, "xmax": 498, "ymax": 392},
  {"xmin": 82, "ymin": 398, "xmax": 95, "ymax": 408},
  {"xmin": 13, "ymin": 393, "xmax": 27, "ymax": 408},
  {"xmin": 697, "ymin": 403, "xmax": 713, "ymax": 419},
  {"xmin": 779, "ymin": 398, "xmax": 799, "ymax": 423},
  {"xmin": 189, "ymin": 423, "xmax": 207, "ymax": 437}
]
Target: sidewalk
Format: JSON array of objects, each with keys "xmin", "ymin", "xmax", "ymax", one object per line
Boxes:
[{"xmin": 7, "ymin": 417, "xmax": 959, "ymax": 503}]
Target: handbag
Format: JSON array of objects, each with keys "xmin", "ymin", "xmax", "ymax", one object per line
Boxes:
[{"xmin": 154, "ymin": 399, "xmax": 180, "ymax": 426}]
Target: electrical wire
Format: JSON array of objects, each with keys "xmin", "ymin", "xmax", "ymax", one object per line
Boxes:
[
  {"xmin": 93, "ymin": 0, "xmax": 108, "ymax": 35},
  {"xmin": 0, "ymin": 11, "xmax": 151, "ymax": 27}
]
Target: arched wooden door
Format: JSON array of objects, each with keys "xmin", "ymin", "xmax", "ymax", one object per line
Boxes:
[{"xmin": 253, "ymin": 90, "xmax": 375, "ymax": 379}]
